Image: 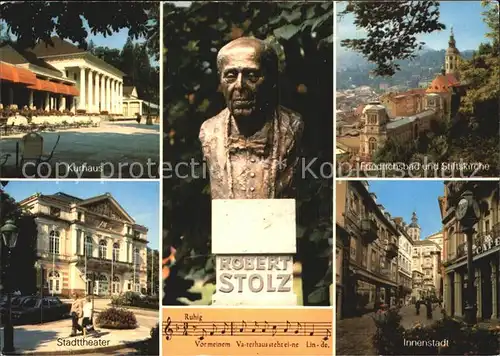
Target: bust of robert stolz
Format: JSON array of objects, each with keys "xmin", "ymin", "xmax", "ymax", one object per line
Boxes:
[{"xmin": 199, "ymin": 37, "xmax": 304, "ymax": 200}]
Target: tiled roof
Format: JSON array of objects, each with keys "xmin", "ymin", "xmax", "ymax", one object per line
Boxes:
[
  {"xmin": 426, "ymin": 73, "xmax": 459, "ymax": 94},
  {"xmin": 27, "ymin": 36, "xmax": 85, "ymax": 57}
]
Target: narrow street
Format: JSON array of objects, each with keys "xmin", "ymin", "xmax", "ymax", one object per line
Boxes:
[{"xmin": 336, "ymin": 304, "xmax": 443, "ymax": 355}]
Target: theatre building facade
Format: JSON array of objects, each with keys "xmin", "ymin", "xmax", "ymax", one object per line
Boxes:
[
  {"xmin": 441, "ymin": 181, "xmax": 500, "ymax": 320},
  {"xmin": 19, "ymin": 192, "xmax": 149, "ymax": 297}
]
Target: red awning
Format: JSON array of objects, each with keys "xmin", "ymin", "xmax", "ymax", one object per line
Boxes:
[
  {"xmin": 0, "ymin": 62, "xmax": 37, "ymax": 85},
  {"xmin": 27, "ymin": 79, "xmax": 58, "ymax": 93},
  {"xmin": 56, "ymin": 83, "xmax": 79, "ymax": 96},
  {"xmin": 27, "ymin": 79, "xmax": 79, "ymax": 96}
]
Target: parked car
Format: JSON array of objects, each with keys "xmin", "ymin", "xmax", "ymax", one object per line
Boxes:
[{"xmin": 10, "ymin": 296, "xmax": 71, "ymax": 324}]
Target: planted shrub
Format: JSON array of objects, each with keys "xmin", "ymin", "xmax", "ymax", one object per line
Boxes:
[
  {"xmin": 372, "ymin": 308, "xmax": 500, "ymax": 355},
  {"xmin": 95, "ymin": 307, "xmax": 137, "ymax": 329}
]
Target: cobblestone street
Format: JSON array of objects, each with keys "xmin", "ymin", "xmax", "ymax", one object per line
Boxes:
[{"xmin": 336, "ymin": 305, "xmax": 443, "ymax": 355}]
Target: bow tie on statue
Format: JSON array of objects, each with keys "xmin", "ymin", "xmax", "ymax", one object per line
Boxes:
[{"xmin": 227, "ymin": 136, "xmax": 269, "ymax": 156}]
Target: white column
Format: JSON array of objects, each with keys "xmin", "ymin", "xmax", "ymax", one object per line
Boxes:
[
  {"xmin": 100, "ymin": 75, "xmax": 106, "ymax": 113},
  {"xmin": 28, "ymin": 90, "xmax": 34, "ymax": 109},
  {"xmin": 44, "ymin": 92, "xmax": 50, "ymax": 111},
  {"xmin": 78, "ymin": 67, "xmax": 86, "ymax": 111},
  {"xmin": 111, "ymin": 79, "xmax": 116, "ymax": 114},
  {"xmin": 70, "ymin": 97, "xmax": 76, "ymax": 113},
  {"xmin": 106, "ymin": 77, "xmax": 111, "ymax": 113},
  {"xmin": 87, "ymin": 69, "xmax": 93, "ymax": 113},
  {"xmin": 58, "ymin": 95, "xmax": 65, "ymax": 111},
  {"xmin": 119, "ymin": 82, "xmax": 123, "ymax": 116},
  {"xmin": 95, "ymin": 72, "xmax": 101, "ymax": 113}
]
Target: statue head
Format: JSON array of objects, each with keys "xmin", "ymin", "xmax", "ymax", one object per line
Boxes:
[{"xmin": 217, "ymin": 37, "xmax": 279, "ymax": 121}]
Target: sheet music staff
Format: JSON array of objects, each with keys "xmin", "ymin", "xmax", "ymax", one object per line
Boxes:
[{"xmin": 162, "ymin": 317, "xmax": 332, "ymax": 341}]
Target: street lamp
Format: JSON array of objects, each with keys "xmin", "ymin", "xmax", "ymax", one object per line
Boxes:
[
  {"xmin": 1, "ymin": 219, "xmax": 19, "ymax": 354},
  {"xmin": 455, "ymin": 190, "xmax": 481, "ymax": 325}
]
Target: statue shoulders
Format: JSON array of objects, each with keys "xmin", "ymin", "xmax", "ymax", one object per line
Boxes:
[
  {"xmin": 278, "ymin": 105, "xmax": 304, "ymax": 136},
  {"xmin": 199, "ymin": 108, "xmax": 230, "ymax": 142}
]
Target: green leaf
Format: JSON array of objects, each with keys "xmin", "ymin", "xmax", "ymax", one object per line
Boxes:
[
  {"xmin": 273, "ymin": 24, "xmax": 300, "ymax": 40},
  {"xmin": 307, "ymin": 286, "xmax": 329, "ymax": 305}
]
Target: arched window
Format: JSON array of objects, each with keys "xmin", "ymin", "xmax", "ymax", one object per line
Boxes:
[
  {"xmin": 99, "ymin": 240, "xmax": 107, "ymax": 259},
  {"xmin": 112, "ymin": 275, "xmax": 120, "ymax": 294},
  {"xmin": 113, "ymin": 243, "xmax": 120, "ymax": 262},
  {"xmin": 368, "ymin": 137, "xmax": 377, "ymax": 154},
  {"xmin": 48, "ymin": 270, "xmax": 62, "ymax": 294},
  {"xmin": 85, "ymin": 236, "xmax": 93, "ymax": 257},
  {"xmin": 49, "ymin": 230, "xmax": 60, "ymax": 254}
]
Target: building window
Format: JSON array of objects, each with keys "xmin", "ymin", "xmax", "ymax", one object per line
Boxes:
[
  {"xmin": 78, "ymin": 212, "xmax": 83, "ymax": 221},
  {"xmin": 369, "ymin": 137, "xmax": 377, "ymax": 154},
  {"xmin": 112, "ymin": 276, "xmax": 120, "ymax": 294},
  {"xmin": 361, "ymin": 245, "xmax": 367, "ymax": 268},
  {"xmin": 134, "ymin": 247, "xmax": 140, "ymax": 265},
  {"xmin": 50, "ymin": 207, "xmax": 61, "ymax": 217},
  {"xmin": 368, "ymin": 114, "xmax": 377, "ymax": 124},
  {"xmin": 350, "ymin": 237, "xmax": 357, "ymax": 260},
  {"xmin": 65, "ymin": 70, "xmax": 69, "ymax": 78},
  {"xmin": 127, "ymin": 226, "xmax": 131, "ymax": 235},
  {"xmin": 113, "ymin": 243, "xmax": 120, "ymax": 261},
  {"xmin": 49, "ymin": 230, "xmax": 60, "ymax": 255},
  {"xmin": 85, "ymin": 236, "xmax": 93, "ymax": 257},
  {"xmin": 128, "ymin": 282, "xmax": 131, "ymax": 290},
  {"xmin": 48, "ymin": 270, "xmax": 62, "ymax": 294},
  {"xmin": 99, "ymin": 240, "xmax": 107, "ymax": 259}
]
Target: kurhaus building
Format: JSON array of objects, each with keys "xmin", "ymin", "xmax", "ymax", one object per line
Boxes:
[
  {"xmin": 441, "ymin": 181, "xmax": 500, "ymax": 320},
  {"xmin": 19, "ymin": 192, "xmax": 149, "ymax": 296},
  {"xmin": 0, "ymin": 37, "xmax": 124, "ymax": 115},
  {"xmin": 336, "ymin": 181, "xmax": 399, "ymax": 317}
]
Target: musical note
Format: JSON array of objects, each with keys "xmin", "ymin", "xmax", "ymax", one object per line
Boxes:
[
  {"xmin": 239, "ymin": 321, "xmax": 247, "ymax": 333},
  {"xmin": 309, "ymin": 323, "xmax": 315, "ymax": 336},
  {"xmin": 271, "ymin": 324, "xmax": 277, "ymax": 336},
  {"xmin": 221, "ymin": 322, "xmax": 229, "ymax": 335},
  {"xmin": 261, "ymin": 321, "xmax": 269, "ymax": 333},
  {"xmin": 199, "ymin": 328, "xmax": 207, "ymax": 341},
  {"xmin": 294, "ymin": 322, "xmax": 302, "ymax": 334},
  {"xmin": 284, "ymin": 320, "xmax": 291, "ymax": 333},
  {"xmin": 164, "ymin": 317, "xmax": 173, "ymax": 341},
  {"xmin": 251, "ymin": 321, "xmax": 259, "ymax": 332},
  {"xmin": 323, "ymin": 328, "xmax": 331, "ymax": 341},
  {"xmin": 210, "ymin": 323, "xmax": 217, "ymax": 336}
]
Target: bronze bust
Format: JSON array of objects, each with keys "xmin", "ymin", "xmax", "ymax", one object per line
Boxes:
[{"xmin": 199, "ymin": 37, "xmax": 304, "ymax": 199}]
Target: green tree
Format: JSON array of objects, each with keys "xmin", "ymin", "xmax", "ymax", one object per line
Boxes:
[
  {"xmin": 339, "ymin": 1, "xmax": 445, "ymax": 76},
  {"xmin": 163, "ymin": 1, "xmax": 333, "ymax": 306},
  {"xmin": 0, "ymin": 185, "xmax": 38, "ymax": 295},
  {"xmin": 0, "ymin": 2, "xmax": 156, "ymax": 50}
]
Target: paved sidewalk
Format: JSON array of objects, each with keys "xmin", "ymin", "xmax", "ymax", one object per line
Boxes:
[
  {"xmin": 0, "ymin": 324, "xmax": 151, "ymax": 355},
  {"xmin": 336, "ymin": 304, "xmax": 444, "ymax": 355}
]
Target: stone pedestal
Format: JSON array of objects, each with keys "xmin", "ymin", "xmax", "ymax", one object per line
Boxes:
[{"xmin": 211, "ymin": 199, "xmax": 298, "ymax": 306}]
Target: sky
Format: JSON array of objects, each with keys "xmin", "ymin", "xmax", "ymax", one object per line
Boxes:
[
  {"xmin": 337, "ymin": 1, "xmax": 492, "ymax": 52},
  {"xmin": 3, "ymin": 181, "xmax": 160, "ymax": 251},
  {"xmin": 366, "ymin": 181, "xmax": 445, "ymax": 240}
]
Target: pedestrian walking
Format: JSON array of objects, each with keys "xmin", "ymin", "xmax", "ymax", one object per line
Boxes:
[
  {"xmin": 426, "ymin": 298, "xmax": 433, "ymax": 319},
  {"xmin": 69, "ymin": 292, "xmax": 84, "ymax": 337},
  {"xmin": 415, "ymin": 300, "xmax": 420, "ymax": 315},
  {"xmin": 82, "ymin": 296, "xmax": 95, "ymax": 336}
]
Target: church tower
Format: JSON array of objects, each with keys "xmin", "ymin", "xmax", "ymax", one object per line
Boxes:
[
  {"xmin": 445, "ymin": 27, "xmax": 461, "ymax": 79},
  {"xmin": 407, "ymin": 212, "xmax": 421, "ymax": 241}
]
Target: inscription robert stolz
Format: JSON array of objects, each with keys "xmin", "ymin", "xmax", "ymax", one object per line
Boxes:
[{"xmin": 218, "ymin": 256, "xmax": 292, "ymax": 293}]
